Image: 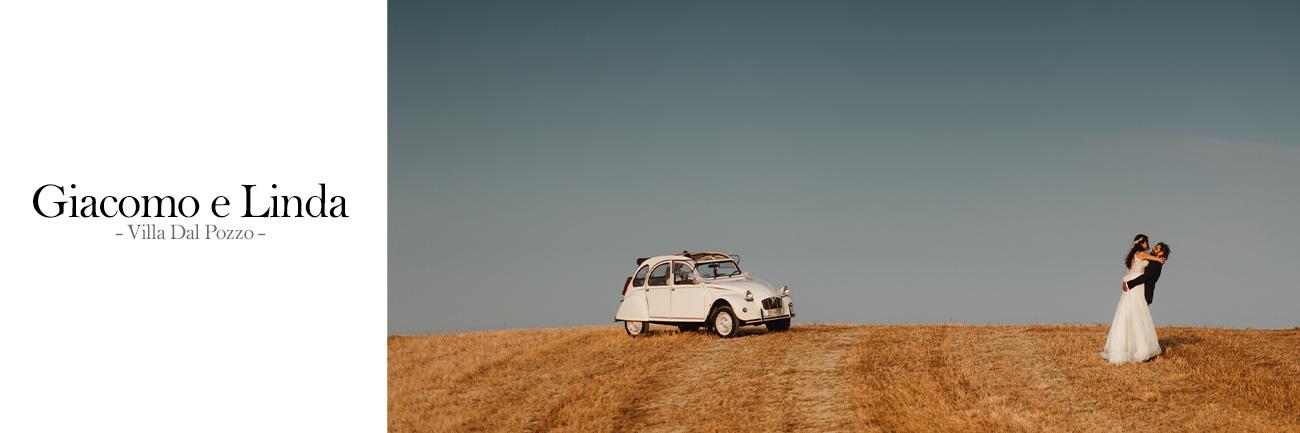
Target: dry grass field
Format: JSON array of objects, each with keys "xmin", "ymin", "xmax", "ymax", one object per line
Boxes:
[{"xmin": 389, "ymin": 324, "xmax": 1300, "ymax": 433}]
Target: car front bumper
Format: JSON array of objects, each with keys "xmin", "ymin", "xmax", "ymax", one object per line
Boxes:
[{"xmin": 739, "ymin": 297, "xmax": 793, "ymax": 325}]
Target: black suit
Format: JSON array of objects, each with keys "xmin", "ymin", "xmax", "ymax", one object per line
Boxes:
[{"xmin": 1125, "ymin": 260, "xmax": 1163, "ymax": 305}]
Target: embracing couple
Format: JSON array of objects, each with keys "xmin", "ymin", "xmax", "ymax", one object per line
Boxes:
[{"xmin": 1099, "ymin": 234, "xmax": 1172, "ymax": 365}]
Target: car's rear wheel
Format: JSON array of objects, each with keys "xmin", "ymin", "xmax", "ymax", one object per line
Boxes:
[
  {"xmin": 709, "ymin": 306, "xmax": 738, "ymax": 338},
  {"xmin": 677, "ymin": 324, "xmax": 701, "ymax": 332},
  {"xmin": 624, "ymin": 320, "xmax": 646, "ymax": 337},
  {"xmin": 766, "ymin": 318, "xmax": 791, "ymax": 332}
]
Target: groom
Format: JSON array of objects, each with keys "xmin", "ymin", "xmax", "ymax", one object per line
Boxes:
[{"xmin": 1123, "ymin": 242, "xmax": 1171, "ymax": 305}]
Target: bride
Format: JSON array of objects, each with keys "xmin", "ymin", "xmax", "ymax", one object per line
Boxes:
[{"xmin": 1099, "ymin": 234, "xmax": 1165, "ymax": 364}]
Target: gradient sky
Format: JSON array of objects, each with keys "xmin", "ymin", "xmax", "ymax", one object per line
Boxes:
[{"xmin": 389, "ymin": 0, "xmax": 1300, "ymax": 334}]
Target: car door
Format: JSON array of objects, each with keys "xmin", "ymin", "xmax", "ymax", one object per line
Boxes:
[
  {"xmin": 645, "ymin": 262, "xmax": 671, "ymax": 319},
  {"xmin": 670, "ymin": 261, "xmax": 708, "ymax": 320}
]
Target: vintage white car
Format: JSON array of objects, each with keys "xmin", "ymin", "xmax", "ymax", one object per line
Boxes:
[{"xmin": 615, "ymin": 251, "xmax": 793, "ymax": 338}]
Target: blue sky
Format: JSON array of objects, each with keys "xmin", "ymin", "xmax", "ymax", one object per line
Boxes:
[{"xmin": 389, "ymin": 0, "xmax": 1300, "ymax": 333}]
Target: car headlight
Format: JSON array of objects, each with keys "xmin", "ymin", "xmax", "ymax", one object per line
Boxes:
[
  {"xmin": 745, "ymin": 290, "xmax": 754, "ymax": 301},
  {"xmin": 780, "ymin": 285, "xmax": 790, "ymax": 297}
]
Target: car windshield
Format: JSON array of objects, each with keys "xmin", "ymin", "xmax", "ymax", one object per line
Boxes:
[{"xmin": 696, "ymin": 260, "xmax": 742, "ymax": 279}]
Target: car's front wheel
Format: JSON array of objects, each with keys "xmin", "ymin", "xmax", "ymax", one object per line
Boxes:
[
  {"xmin": 624, "ymin": 320, "xmax": 647, "ymax": 337},
  {"xmin": 766, "ymin": 318, "xmax": 791, "ymax": 332},
  {"xmin": 709, "ymin": 306, "xmax": 739, "ymax": 338}
]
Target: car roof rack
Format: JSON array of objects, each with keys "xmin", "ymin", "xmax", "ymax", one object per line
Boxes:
[{"xmin": 677, "ymin": 251, "xmax": 734, "ymax": 262}]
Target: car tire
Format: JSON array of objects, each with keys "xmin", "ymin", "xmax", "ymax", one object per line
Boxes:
[
  {"xmin": 766, "ymin": 318, "xmax": 791, "ymax": 332},
  {"xmin": 709, "ymin": 306, "xmax": 739, "ymax": 338},
  {"xmin": 677, "ymin": 324, "xmax": 701, "ymax": 333},
  {"xmin": 624, "ymin": 320, "xmax": 647, "ymax": 337}
]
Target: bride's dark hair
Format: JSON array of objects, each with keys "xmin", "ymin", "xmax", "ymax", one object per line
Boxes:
[{"xmin": 1125, "ymin": 234, "xmax": 1149, "ymax": 267}]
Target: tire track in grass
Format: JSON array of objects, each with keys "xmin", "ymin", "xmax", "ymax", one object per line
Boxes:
[
  {"xmin": 846, "ymin": 325, "xmax": 1031, "ymax": 432},
  {"xmin": 446, "ymin": 329, "xmax": 624, "ymax": 432},
  {"xmin": 629, "ymin": 325, "xmax": 864, "ymax": 433},
  {"xmin": 626, "ymin": 328, "xmax": 772, "ymax": 433},
  {"xmin": 948, "ymin": 326, "xmax": 1128, "ymax": 432},
  {"xmin": 522, "ymin": 327, "xmax": 720, "ymax": 433},
  {"xmin": 774, "ymin": 325, "xmax": 865, "ymax": 433}
]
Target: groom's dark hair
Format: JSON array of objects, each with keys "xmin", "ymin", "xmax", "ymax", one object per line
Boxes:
[{"xmin": 1156, "ymin": 242, "xmax": 1171, "ymax": 259}]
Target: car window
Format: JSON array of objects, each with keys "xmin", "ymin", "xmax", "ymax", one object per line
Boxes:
[
  {"xmin": 672, "ymin": 262, "xmax": 698, "ymax": 285},
  {"xmin": 698, "ymin": 260, "xmax": 741, "ymax": 279},
  {"xmin": 647, "ymin": 263, "xmax": 669, "ymax": 286},
  {"xmin": 632, "ymin": 265, "xmax": 649, "ymax": 287}
]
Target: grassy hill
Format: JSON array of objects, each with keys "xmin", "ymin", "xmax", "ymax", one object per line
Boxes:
[{"xmin": 389, "ymin": 324, "xmax": 1300, "ymax": 433}]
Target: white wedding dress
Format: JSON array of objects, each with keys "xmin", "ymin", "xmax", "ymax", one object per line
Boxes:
[{"xmin": 1099, "ymin": 258, "xmax": 1162, "ymax": 364}]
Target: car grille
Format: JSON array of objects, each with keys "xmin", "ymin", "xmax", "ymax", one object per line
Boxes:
[{"xmin": 761, "ymin": 297, "xmax": 782, "ymax": 310}]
